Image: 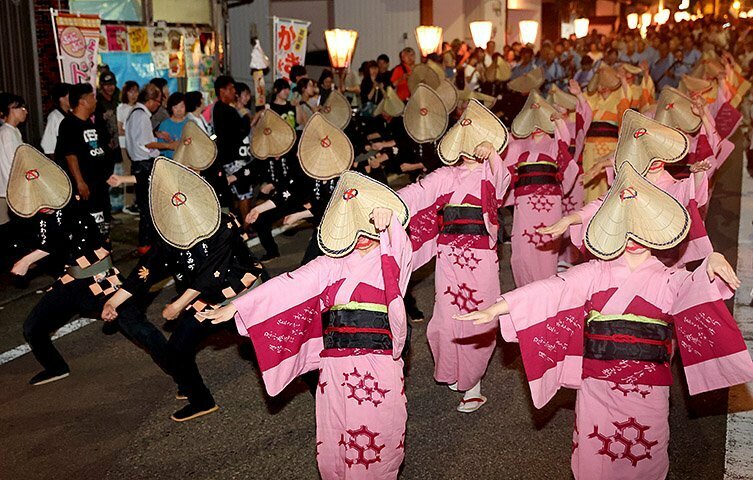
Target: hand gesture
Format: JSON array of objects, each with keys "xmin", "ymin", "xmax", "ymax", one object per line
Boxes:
[
  {"xmin": 246, "ymin": 208, "xmax": 261, "ymax": 225},
  {"xmin": 537, "ymin": 216, "xmax": 574, "ymax": 238},
  {"xmin": 101, "ymin": 301, "xmax": 119, "ymax": 322},
  {"xmin": 370, "ymin": 207, "xmax": 393, "ymax": 232},
  {"xmin": 77, "ymin": 181, "xmax": 90, "ymax": 200},
  {"xmin": 162, "ymin": 303, "xmax": 182, "ymax": 321},
  {"xmin": 689, "ymin": 159, "xmax": 712, "ymax": 173},
  {"xmin": 196, "ymin": 304, "xmax": 238, "ymax": 324},
  {"xmin": 454, "ymin": 309, "xmax": 496, "ymax": 325},
  {"xmin": 706, "ymin": 252, "xmax": 740, "ymax": 289},
  {"xmin": 568, "ymin": 79, "xmax": 582, "ymax": 95}
]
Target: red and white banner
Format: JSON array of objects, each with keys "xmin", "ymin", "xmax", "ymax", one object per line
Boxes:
[
  {"xmin": 52, "ymin": 11, "xmax": 101, "ymax": 88},
  {"xmin": 272, "ymin": 16, "xmax": 310, "ymax": 80}
]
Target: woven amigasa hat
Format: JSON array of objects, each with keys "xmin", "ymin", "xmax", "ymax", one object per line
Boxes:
[
  {"xmin": 547, "ymin": 84, "xmax": 578, "ymax": 112},
  {"xmin": 484, "ymin": 56, "xmax": 512, "ymax": 82},
  {"xmin": 373, "ymin": 86, "xmax": 405, "ymax": 118},
  {"xmin": 7, "ymin": 144, "xmax": 71, "ymax": 218},
  {"xmin": 298, "ymin": 113, "xmax": 354, "ymax": 180},
  {"xmin": 507, "ymin": 67, "xmax": 545, "ymax": 94},
  {"xmin": 691, "ymin": 58, "xmax": 725, "ymax": 80},
  {"xmin": 404, "ymin": 84, "xmax": 449, "ymax": 143},
  {"xmin": 587, "ymin": 63, "xmax": 622, "ymax": 94},
  {"xmin": 617, "ymin": 63, "xmax": 643, "ymax": 76},
  {"xmin": 317, "ymin": 170, "xmax": 410, "ymax": 258},
  {"xmin": 511, "ymin": 90, "xmax": 557, "ymax": 138},
  {"xmin": 173, "ymin": 121, "xmax": 217, "ymax": 171},
  {"xmin": 320, "ymin": 89, "xmax": 352, "ymax": 130},
  {"xmin": 251, "ymin": 109, "xmax": 296, "ymax": 159},
  {"xmin": 457, "ymin": 90, "xmax": 497, "ymax": 108},
  {"xmin": 678, "ymin": 74, "xmax": 714, "ymax": 97},
  {"xmin": 436, "ymin": 79, "xmax": 459, "ymax": 112},
  {"xmin": 654, "ymin": 87, "xmax": 702, "ymax": 134},
  {"xmin": 613, "ymin": 109, "xmax": 689, "ymax": 175},
  {"xmin": 437, "ymin": 99, "xmax": 509, "ymax": 165},
  {"xmin": 584, "ymin": 162, "xmax": 690, "ymax": 260},
  {"xmin": 408, "ymin": 62, "xmax": 442, "ymax": 93},
  {"xmin": 149, "ymin": 157, "xmax": 221, "ymax": 249}
]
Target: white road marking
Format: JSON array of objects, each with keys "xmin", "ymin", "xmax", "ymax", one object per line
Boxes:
[
  {"xmin": 725, "ymin": 154, "xmax": 753, "ymax": 480},
  {"xmin": 0, "ymin": 318, "xmax": 97, "ymax": 366}
]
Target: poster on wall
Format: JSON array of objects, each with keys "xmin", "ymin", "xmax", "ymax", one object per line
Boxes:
[
  {"xmin": 52, "ymin": 11, "xmax": 101, "ymax": 87},
  {"xmin": 105, "ymin": 24, "xmax": 129, "ymax": 51},
  {"xmin": 128, "ymin": 26, "xmax": 150, "ymax": 53},
  {"xmin": 272, "ymin": 16, "xmax": 310, "ymax": 80}
]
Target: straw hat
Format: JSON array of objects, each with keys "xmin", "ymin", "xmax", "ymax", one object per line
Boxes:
[
  {"xmin": 613, "ymin": 110, "xmax": 689, "ymax": 175},
  {"xmin": 297, "ymin": 113, "xmax": 353, "ymax": 180},
  {"xmin": 617, "ymin": 63, "xmax": 643, "ymax": 76},
  {"xmin": 408, "ymin": 62, "xmax": 442, "ymax": 93},
  {"xmin": 587, "ymin": 64, "xmax": 622, "ymax": 94},
  {"xmin": 584, "ymin": 162, "xmax": 690, "ymax": 260},
  {"xmin": 437, "ymin": 99, "xmax": 509, "ymax": 165},
  {"xmin": 484, "ymin": 56, "xmax": 512, "ymax": 83},
  {"xmin": 457, "ymin": 90, "xmax": 497, "ymax": 108},
  {"xmin": 373, "ymin": 86, "xmax": 405, "ymax": 118},
  {"xmin": 654, "ymin": 87, "xmax": 702, "ymax": 134},
  {"xmin": 507, "ymin": 67, "xmax": 545, "ymax": 94},
  {"xmin": 149, "ymin": 157, "xmax": 221, "ymax": 249},
  {"xmin": 435, "ymin": 79, "xmax": 459, "ymax": 112},
  {"xmin": 678, "ymin": 74, "xmax": 714, "ymax": 97},
  {"xmin": 691, "ymin": 58, "xmax": 724, "ymax": 80},
  {"xmin": 404, "ymin": 84, "xmax": 449, "ymax": 144},
  {"xmin": 511, "ymin": 90, "xmax": 557, "ymax": 138},
  {"xmin": 251, "ymin": 109, "xmax": 296, "ymax": 159},
  {"xmin": 317, "ymin": 170, "xmax": 410, "ymax": 258},
  {"xmin": 320, "ymin": 89, "xmax": 352, "ymax": 130},
  {"xmin": 172, "ymin": 121, "xmax": 217, "ymax": 171},
  {"xmin": 6, "ymin": 144, "xmax": 72, "ymax": 218},
  {"xmin": 547, "ymin": 84, "xmax": 578, "ymax": 112}
]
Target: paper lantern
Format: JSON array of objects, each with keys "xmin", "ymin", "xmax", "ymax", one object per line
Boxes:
[
  {"xmin": 415, "ymin": 26, "xmax": 443, "ymax": 57},
  {"xmin": 654, "ymin": 9, "xmax": 670, "ymax": 25},
  {"xmin": 741, "ymin": 11, "xmax": 748, "ymax": 17},
  {"xmin": 574, "ymin": 18, "xmax": 589, "ymax": 38},
  {"xmin": 679, "ymin": 0, "xmax": 690, "ymax": 9},
  {"xmin": 324, "ymin": 29, "xmax": 358, "ymax": 70},
  {"xmin": 627, "ymin": 13, "xmax": 639, "ymax": 29},
  {"xmin": 519, "ymin": 20, "xmax": 539, "ymax": 45},
  {"xmin": 675, "ymin": 11, "xmax": 691, "ymax": 22},
  {"xmin": 733, "ymin": 0, "xmax": 741, "ymax": 9},
  {"xmin": 641, "ymin": 12, "xmax": 653, "ymax": 27},
  {"xmin": 469, "ymin": 21, "xmax": 493, "ymax": 48}
]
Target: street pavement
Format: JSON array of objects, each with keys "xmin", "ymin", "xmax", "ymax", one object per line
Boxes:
[{"xmin": 0, "ymin": 138, "xmax": 747, "ymax": 479}]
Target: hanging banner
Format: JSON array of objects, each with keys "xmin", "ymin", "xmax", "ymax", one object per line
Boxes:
[
  {"xmin": 272, "ymin": 16, "xmax": 310, "ymax": 80},
  {"xmin": 52, "ymin": 11, "xmax": 101, "ymax": 87}
]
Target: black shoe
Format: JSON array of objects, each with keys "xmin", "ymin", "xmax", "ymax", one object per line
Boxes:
[
  {"xmin": 170, "ymin": 403, "xmax": 219, "ymax": 422},
  {"xmin": 29, "ymin": 370, "xmax": 70, "ymax": 386},
  {"xmin": 176, "ymin": 387, "xmax": 189, "ymax": 400},
  {"xmin": 260, "ymin": 252, "xmax": 280, "ymax": 262},
  {"xmin": 407, "ymin": 306, "xmax": 425, "ymax": 322},
  {"xmin": 101, "ymin": 321, "xmax": 119, "ymax": 336}
]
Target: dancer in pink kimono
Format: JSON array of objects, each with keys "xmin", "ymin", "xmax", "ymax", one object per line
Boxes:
[
  {"xmin": 199, "ymin": 172, "xmax": 412, "ymax": 480},
  {"xmin": 504, "ymin": 91, "xmax": 577, "ymax": 286},
  {"xmin": 458, "ymin": 159, "xmax": 753, "ymax": 480},
  {"xmin": 398, "ymin": 99, "xmax": 511, "ymax": 412},
  {"xmin": 542, "ymin": 110, "xmax": 714, "ymax": 268},
  {"xmin": 548, "ymin": 81, "xmax": 592, "ymax": 265}
]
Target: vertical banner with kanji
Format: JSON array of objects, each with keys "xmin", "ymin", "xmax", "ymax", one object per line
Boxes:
[
  {"xmin": 273, "ymin": 16, "xmax": 310, "ymax": 80},
  {"xmin": 52, "ymin": 11, "xmax": 101, "ymax": 87}
]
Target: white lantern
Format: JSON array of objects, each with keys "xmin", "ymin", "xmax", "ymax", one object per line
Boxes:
[
  {"xmin": 469, "ymin": 21, "xmax": 493, "ymax": 48},
  {"xmin": 733, "ymin": 0, "xmax": 741, "ymax": 10},
  {"xmin": 654, "ymin": 9, "xmax": 670, "ymax": 25},
  {"xmin": 679, "ymin": 0, "xmax": 690, "ymax": 9},
  {"xmin": 627, "ymin": 13, "xmax": 639, "ymax": 29},
  {"xmin": 324, "ymin": 29, "xmax": 359, "ymax": 70},
  {"xmin": 741, "ymin": 11, "xmax": 749, "ymax": 17},
  {"xmin": 675, "ymin": 11, "xmax": 691, "ymax": 22},
  {"xmin": 574, "ymin": 18, "xmax": 590, "ymax": 38},
  {"xmin": 519, "ymin": 20, "xmax": 539, "ymax": 45},
  {"xmin": 641, "ymin": 12, "xmax": 653, "ymax": 27},
  {"xmin": 415, "ymin": 26, "xmax": 443, "ymax": 57}
]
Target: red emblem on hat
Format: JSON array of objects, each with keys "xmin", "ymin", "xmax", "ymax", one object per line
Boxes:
[
  {"xmin": 25, "ymin": 169, "xmax": 39, "ymax": 181},
  {"xmin": 460, "ymin": 118, "xmax": 472, "ymax": 126},
  {"xmin": 342, "ymin": 188, "xmax": 358, "ymax": 201},
  {"xmin": 263, "ymin": 127, "xmax": 272, "ymax": 135},
  {"xmin": 633, "ymin": 128, "xmax": 647, "ymax": 139},
  {"xmin": 619, "ymin": 187, "xmax": 638, "ymax": 201},
  {"xmin": 320, "ymin": 136, "xmax": 332, "ymax": 148},
  {"xmin": 184, "ymin": 137, "xmax": 193, "ymax": 145},
  {"xmin": 419, "ymin": 107, "xmax": 429, "ymax": 116},
  {"xmin": 171, "ymin": 192, "xmax": 187, "ymax": 207}
]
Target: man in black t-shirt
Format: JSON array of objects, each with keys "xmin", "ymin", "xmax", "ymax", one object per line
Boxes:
[{"xmin": 55, "ymin": 83, "xmax": 110, "ymax": 240}]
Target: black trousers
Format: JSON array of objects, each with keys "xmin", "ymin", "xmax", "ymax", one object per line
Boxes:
[
  {"xmin": 132, "ymin": 159, "xmax": 155, "ymax": 247},
  {"xmin": 166, "ymin": 311, "xmax": 231, "ymax": 408},
  {"xmin": 23, "ymin": 279, "xmax": 105, "ymax": 374},
  {"xmin": 253, "ymin": 205, "xmax": 297, "ymax": 257},
  {"xmin": 300, "ymin": 228, "xmax": 323, "ymax": 266}
]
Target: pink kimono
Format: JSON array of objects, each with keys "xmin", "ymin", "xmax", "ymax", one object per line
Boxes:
[
  {"xmin": 498, "ymin": 255, "xmax": 753, "ymax": 480},
  {"xmin": 664, "ymin": 112, "xmax": 732, "ymax": 181},
  {"xmin": 233, "ymin": 220, "xmax": 411, "ymax": 480},
  {"xmin": 398, "ymin": 156, "xmax": 510, "ymax": 391},
  {"xmin": 504, "ymin": 124, "xmax": 577, "ymax": 286},
  {"xmin": 561, "ymin": 98, "xmax": 593, "ymax": 264},
  {"xmin": 570, "ymin": 171, "xmax": 713, "ymax": 268}
]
